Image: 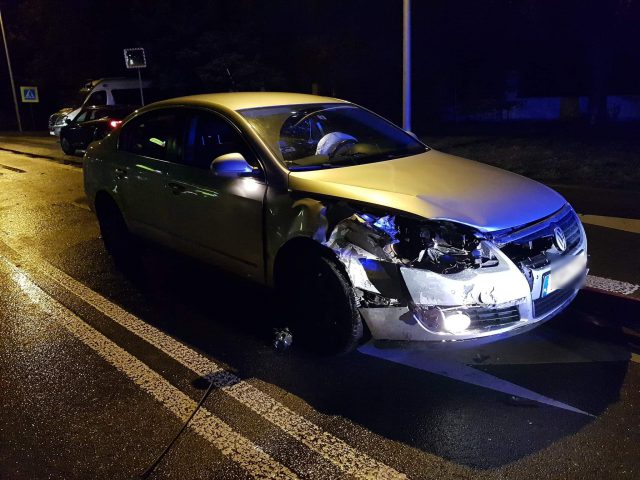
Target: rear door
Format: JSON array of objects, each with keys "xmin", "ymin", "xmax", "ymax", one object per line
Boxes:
[{"xmin": 113, "ymin": 108, "xmax": 184, "ymax": 243}]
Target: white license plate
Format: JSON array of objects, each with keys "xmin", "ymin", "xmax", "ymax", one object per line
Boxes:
[{"xmin": 541, "ymin": 254, "xmax": 587, "ymax": 297}]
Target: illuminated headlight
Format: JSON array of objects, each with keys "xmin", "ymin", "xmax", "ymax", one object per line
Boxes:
[
  {"xmin": 415, "ymin": 307, "xmax": 471, "ymax": 334},
  {"xmin": 442, "ymin": 312, "xmax": 471, "ymax": 333}
]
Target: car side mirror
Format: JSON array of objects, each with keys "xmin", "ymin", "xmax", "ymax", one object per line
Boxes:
[
  {"xmin": 64, "ymin": 118, "xmax": 72, "ymax": 124},
  {"xmin": 210, "ymin": 153, "xmax": 258, "ymax": 178}
]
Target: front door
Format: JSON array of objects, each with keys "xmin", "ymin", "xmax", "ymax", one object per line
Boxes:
[{"xmin": 160, "ymin": 109, "xmax": 266, "ymax": 280}]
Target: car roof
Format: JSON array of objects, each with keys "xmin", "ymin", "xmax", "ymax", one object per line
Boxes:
[{"xmin": 149, "ymin": 92, "xmax": 350, "ymax": 112}]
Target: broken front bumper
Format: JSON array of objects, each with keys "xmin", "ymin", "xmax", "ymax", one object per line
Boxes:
[{"xmin": 358, "ymin": 237, "xmax": 588, "ymax": 344}]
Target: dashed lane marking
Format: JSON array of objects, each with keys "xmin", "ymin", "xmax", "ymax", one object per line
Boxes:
[
  {"xmin": 0, "ymin": 241, "xmax": 409, "ymax": 480},
  {"xmin": 2, "ymin": 257, "xmax": 298, "ymax": 480}
]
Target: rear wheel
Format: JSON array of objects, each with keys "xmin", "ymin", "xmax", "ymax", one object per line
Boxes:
[
  {"xmin": 279, "ymin": 254, "xmax": 363, "ymax": 354},
  {"xmin": 60, "ymin": 136, "xmax": 75, "ymax": 155},
  {"xmin": 95, "ymin": 196, "xmax": 135, "ymax": 266}
]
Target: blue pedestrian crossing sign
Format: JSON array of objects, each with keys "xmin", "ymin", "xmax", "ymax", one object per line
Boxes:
[{"xmin": 20, "ymin": 86, "xmax": 39, "ymax": 103}]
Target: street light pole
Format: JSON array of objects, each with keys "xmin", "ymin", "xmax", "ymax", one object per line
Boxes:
[
  {"xmin": 0, "ymin": 8, "xmax": 22, "ymax": 132},
  {"xmin": 402, "ymin": 0, "xmax": 411, "ymax": 132}
]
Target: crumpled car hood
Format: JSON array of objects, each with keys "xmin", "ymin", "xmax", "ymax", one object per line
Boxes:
[{"xmin": 288, "ymin": 149, "xmax": 567, "ymax": 232}]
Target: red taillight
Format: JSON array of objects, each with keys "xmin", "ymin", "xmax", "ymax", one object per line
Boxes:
[{"xmin": 109, "ymin": 119, "xmax": 122, "ymax": 129}]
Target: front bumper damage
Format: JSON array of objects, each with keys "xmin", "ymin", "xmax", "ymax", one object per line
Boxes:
[{"xmin": 324, "ymin": 206, "xmax": 588, "ymax": 344}]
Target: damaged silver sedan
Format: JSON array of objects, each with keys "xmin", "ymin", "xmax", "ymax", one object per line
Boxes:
[{"xmin": 84, "ymin": 92, "xmax": 588, "ymax": 353}]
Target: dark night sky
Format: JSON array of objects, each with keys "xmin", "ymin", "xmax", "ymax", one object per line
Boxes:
[{"xmin": 1, "ymin": 0, "xmax": 639, "ymax": 130}]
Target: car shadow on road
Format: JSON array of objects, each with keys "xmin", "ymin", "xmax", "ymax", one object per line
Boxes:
[{"xmin": 57, "ymin": 237, "xmax": 635, "ymax": 470}]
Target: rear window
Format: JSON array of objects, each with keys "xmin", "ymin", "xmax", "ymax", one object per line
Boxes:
[{"xmin": 119, "ymin": 109, "xmax": 181, "ymax": 161}]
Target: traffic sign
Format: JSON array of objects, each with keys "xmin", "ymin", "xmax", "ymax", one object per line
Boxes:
[
  {"xmin": 20, "ymin": 86, "xmax": 39, "ymax": 103},
  {"xmin": 124, "ymin": 48, "xmax": 146, "ymax": 69}
]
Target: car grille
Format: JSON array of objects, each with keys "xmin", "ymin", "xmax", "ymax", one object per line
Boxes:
[
  {"xmin": 501, "ymin": 206, "xmax": 581, "ymax": 252},
  {"xmin": 533, "ymin": 275, "xmax": 583, "ymax": 318},
  {"xmin": 467, "ymin": 306, "xmax": 521, "ymax": 329},
  {"xmin": 490, "ymin": 205, "xmax": 583, "ymax": 290},
  {"xmin": 553, "ymin": 208, "xmax": 581, "ymax": 251}
]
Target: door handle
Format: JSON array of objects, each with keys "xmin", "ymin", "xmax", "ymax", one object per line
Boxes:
[
  {"xmin": 114, "ymin": 167, "xmax": 127, "ymax": 179},
  {"xmin": 166, "ymin": 182, "xmax": 186, "ymax": 194}
]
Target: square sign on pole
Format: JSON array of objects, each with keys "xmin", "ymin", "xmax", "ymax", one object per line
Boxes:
[
  {"xmin": 123, "ymin": 47, "xmax": 146, "ymax": 69},
  {"xmin": 20, "ymin": 86, "xmax": 39, "ymax": 103},
  {"xmin": 123, "ymin": 48, "xmax": 147, "ymax": 106}
]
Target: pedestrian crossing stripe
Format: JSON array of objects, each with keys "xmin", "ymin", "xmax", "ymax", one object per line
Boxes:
[{"xmin": 20, "ymin": 86, "xmax": 39, "ymax": 103}]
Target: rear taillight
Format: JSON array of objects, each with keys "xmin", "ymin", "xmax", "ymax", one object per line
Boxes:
[{"xmin": 109, "ymin": 119, "xmax": 122, "ymax": 129}]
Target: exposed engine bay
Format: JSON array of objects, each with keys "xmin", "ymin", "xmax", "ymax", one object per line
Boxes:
[{"xmin": 325, "ymin": 204, "xmax": 499, "ymax": 268}]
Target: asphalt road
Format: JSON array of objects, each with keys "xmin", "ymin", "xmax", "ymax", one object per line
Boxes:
[{"xmin": 1, "ymin": 135, "xmax": 639, "ymax": 480}]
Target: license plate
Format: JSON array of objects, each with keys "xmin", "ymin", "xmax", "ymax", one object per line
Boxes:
[{"xmin": 541, "ymin": 254, "xmax": 587, "ymax": 297}]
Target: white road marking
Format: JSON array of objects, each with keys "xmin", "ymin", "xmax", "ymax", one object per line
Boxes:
[
  {"xmin": 3, "ymin": 258, "xmax": 298, "ymax": 480},
  {"xmin": 585, "ymin": 275, "xmax": 639, "ymax": 296},
  {"xmin": 579, "ymin": 214, "xmax": 640, "ymax": 234},
  {"xmin": 359, "ymin": 343, "xmax": 595, "ymax": 417},
  {"xmin": 1, "ymin": 243, "xmax": 409, "ymax": 480}
]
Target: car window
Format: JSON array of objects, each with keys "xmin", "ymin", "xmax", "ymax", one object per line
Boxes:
[
  {"xmin": 86, "ymin": 90, "xmax": 107, "ymax": 106},
  {"xmin": 88, "ymin": 109, "xmax": 104, "ymax": 121},
  {"xmin": 182, "ymin": 111, "xmax": 254, "ymax": 169},
  {"xmin": 74, "ymin": 109, "xmax": 90, "ymax": 123},
  {"xmin": 119, "ymin": 110, "xmax": 182, "ymax": 161},
  {"xmin": 91, "ymin": 107, "xmax": 122, "ymax": 121}
]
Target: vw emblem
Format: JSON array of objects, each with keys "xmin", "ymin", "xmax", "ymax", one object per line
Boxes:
[{"xmin": 553, "ymin": 226, "xmax": 567, "ymax": 252}]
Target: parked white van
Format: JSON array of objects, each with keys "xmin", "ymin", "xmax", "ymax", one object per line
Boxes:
[{"xmin": 49, "ymin": 77, "xmax": 152, "ymax": 136}]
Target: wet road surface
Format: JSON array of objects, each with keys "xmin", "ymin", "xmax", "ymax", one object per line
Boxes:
[{"xmin": 0, "ymin": 142, "xmax": 639, "ymax": 479}]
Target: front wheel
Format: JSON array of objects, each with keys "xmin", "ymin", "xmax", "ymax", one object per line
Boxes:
[
  {"xmin": 279, "ymin": 254, "xmax": 363, "ymax": 354},
  {"xmin": 60, "ymin": 136, "xmax": 75, "ymax": 155}
]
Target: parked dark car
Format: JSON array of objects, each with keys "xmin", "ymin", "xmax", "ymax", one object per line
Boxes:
[{"xmin": 60, "ymin": 105, "xmax": 136, "ymax": 155}]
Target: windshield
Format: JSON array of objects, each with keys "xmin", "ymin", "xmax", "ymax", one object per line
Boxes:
[{"xmin": 238, "ymin": 103, "xmax": 427, "ymax": 170}]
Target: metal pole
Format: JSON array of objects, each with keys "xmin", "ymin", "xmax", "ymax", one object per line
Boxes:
[
  {"xmin": 0, "ymin": 9, "xmax": 22, "ymax": 132},
  {"xmin": 137, "ymin": 68, "xmax": 145, "ymax": 106},
  {"xmin": 402, "ymin": 0, "xmax": 411, "ymax": 132}
]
